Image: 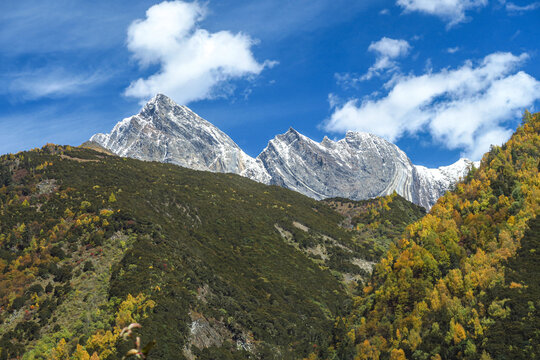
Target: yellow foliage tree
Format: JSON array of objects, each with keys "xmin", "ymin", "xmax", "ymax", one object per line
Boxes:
[
  {"xmin": 72, "ymin": 344, "xmax": 91, "ymax": 360},
  {"xmin": 390, "ymin": 348, "xmax": 407, "ymax": 360},
  {"xmin": 86, "ymin": 329, "xmax": 117, "ymax": 359},
  {"xmin": 450, "ymin": 319, "xmax": 467, "ymax": 345},
  {"xmin": 86, "ymin": 293, "xmax": 155, "ymax": 358},
  {"xmin": 50, "ymin": 338, "xmax": 69, "ymax": 360}
]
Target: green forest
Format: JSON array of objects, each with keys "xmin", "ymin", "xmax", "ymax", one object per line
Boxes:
[{"xmin": 0, "ymin": 112, "xmax": 538, "ymax": 360}]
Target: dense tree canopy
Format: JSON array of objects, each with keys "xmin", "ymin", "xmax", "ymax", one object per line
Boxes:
[{"xmin": 310, "ymin": 112, "xmax": 539, "ymax": 359}]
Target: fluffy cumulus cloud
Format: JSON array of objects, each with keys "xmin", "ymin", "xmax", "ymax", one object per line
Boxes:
[
  {"xmin": 362, "ymin": 37, "xmax": 411, "ymax": 80},
  {"xmin": 396, "ymin": 0, "xmax": 488, "ymax": 27},
  {"xmin": 325, "ymin": 52, "xmax": 540, "ymax": 160},
  {"xmin": 125, "ymin": 1, "xmax": 274, "ymax": 104}
]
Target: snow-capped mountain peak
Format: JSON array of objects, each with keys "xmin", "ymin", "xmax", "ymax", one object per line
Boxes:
[
  {"xmin": 412, "ymin": 158, "xmax": 478, "ymax": 208},
  {"xmin": 90, "ymin": 94, "xmax": 270, "ymax": 181},
  {"xmin": 258, "ymin": 128, "xmax": 416, "ymax": 203},
  {"xmin": 90, "ymin": 95, "xmax": 476, "ymax": 209}
]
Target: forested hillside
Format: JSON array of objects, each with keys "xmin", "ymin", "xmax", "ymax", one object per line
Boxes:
[
  {"xmin": 311, "ymin": 112, "xmax": 539, "ymax": 360},
  {"xmin": 0, "ymin": 139, "xmax": 425, "ymax": 360},
  {"xmin": 324, "ymin": 194, "xmax": 426, "ymax": 261},
  {"xmin": 0, "ymin": 144, "xmax": 354, "ymax": 359}
]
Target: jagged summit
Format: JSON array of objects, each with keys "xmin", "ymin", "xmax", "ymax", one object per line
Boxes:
[
  {"xmin": 258, "ymin": 127, "xmax": 416, "ymax": 203},
  {"xmin": 278, "ymin": 127, "xmax": 309, "ymax": 144},
  {"xmin": 90, "ymin": 95, "xmax": 270, "ymax": 182},
  {"xmin": 90, "ymin": 94, "xmax": 476, "ymax": 209},
  {"xmin": 152, "ymin": 93, "xmax": 175, "ymax": 103},
  {"xmin": 344, "ymin": 130, "xmax": 374, "ymax": 139}
]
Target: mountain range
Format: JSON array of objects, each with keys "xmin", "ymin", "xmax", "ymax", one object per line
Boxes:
[
  {"xmin": 90, "ymin": 94, "xmax": 476, "ymax": 209},
  {"xmin": 0, "ymin": 99, "xmax": 537, "ymax": 360}
]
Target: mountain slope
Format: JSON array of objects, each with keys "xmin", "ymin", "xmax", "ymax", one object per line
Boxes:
[
  {"xmin": 1, "ymin": 143, "xmax": 409, "ymax": 359},
  {"xmin": 481, "ymin": 216, "xmax": 540, "ymax": 358},
  {"xmin": 90, "ymin": 95, "xmax": 475, "ymax": 209},
  {"xmin": 313, "ymin": 111, "xmax": 539, "ymax": 359},
  {"xmin": 323, "ymin": 193, "xmax": 427, "ymax": 261}
]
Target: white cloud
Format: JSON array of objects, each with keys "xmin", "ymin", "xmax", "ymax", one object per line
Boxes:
[
  {"xmin": 467, "ymin": 128, "xmax": 514, "ymax": 160},
  {"xmin": 8, "ymin": 68, "xmax": 106, "ymax": 100},
  {"xmin": 328, "ymin": 93, "xmax": 341, "ymax": 109},
  {"xmin": 125, "ymin": 1, "xmax": 275, "ymax": 104},
  {"xmin": 325, "ymin": 52, "xmax": 540, "ymax": 160},
  {"xmin": 505, "ymin": 1, "xmax": 540, "ymax": 12},
  {"xmin": 447, "ymin": 46, "xmax": 460, "ymax": 53},
  {"xmin": 396, "ymin": 0, "xmax": 488, "ymax": 27},
  {"xmin": 334, "ymin": 73, "xmax": 362, "ymax": 89},
  {"xmin": 362, "ymin": 37, "xmax": 411, "ymax": 80},
  {"xmin": 369, "ymin": 37, "xmax": 411, "ymax": 58}
]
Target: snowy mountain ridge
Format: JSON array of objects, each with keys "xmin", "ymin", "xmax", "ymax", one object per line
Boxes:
[
  {"xmin": 91, "ymin": 94, "xmax": 271, "ymax": 183},
  {"xmin": 90, "ymin": 94, "xmax": 477, "ymax": 209}
]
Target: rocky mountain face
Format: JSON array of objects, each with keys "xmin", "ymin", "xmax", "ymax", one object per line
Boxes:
[
  {"xmin": 412, "ymin": 159, "xmax": 476, "ymax": 209},
  {"xmin": 258, "ymin": 128, "xmax": 477, "ymax": 209},
  {"xmin": 258, "ymin": 129, "xmax": 415, "ymax": 201},
  {"xmin": 90, "ymin": 94, "xmax": 270, "ymax": 183},
  {"xmin": 90, "ymin": 94, "xmax": 476, "ymax": 209}
]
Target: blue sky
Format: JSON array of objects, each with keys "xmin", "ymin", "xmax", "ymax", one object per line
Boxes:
[{"xmin": 1, "ymin": 0, "xmax": 539, "ymax": 167}]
